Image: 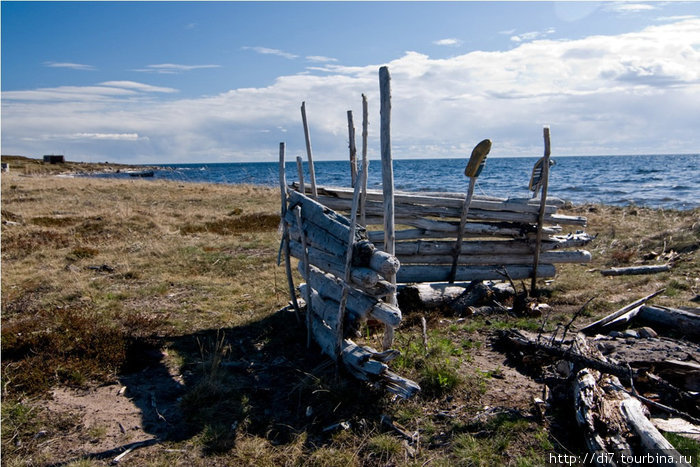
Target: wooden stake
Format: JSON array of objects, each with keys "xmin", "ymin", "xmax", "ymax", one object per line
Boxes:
[
  {"xmin": 301, "ymin": 101, "xmax": 318, "ymax": 199},
  {"xmin": 279, "ymin": 143, "xmax": 301, "ymax": 323},
  {"xmin": 295, "ymin": 206, "xmax": 312, "ymax": 347},
  {"xmin": 531, "ymin": 127, "xmax": 551, "ymax": 296},
  {"xmin": 347, "ymin": 110, "xmax": 358, "ymax": 187},
  {"xmin": 379, "ymin": 66, "xmax": 396, "ymax": 349},
  {"xmin": 296, "ymin": 156, "xmax": 305, "ymax": 194},
  {"xmin": 360, "ymin": 93, "xmax": 369, "ymax": 228},
  {"xmin": 337, "ymin": 167, "xmax": 366, "ymax": 366}
]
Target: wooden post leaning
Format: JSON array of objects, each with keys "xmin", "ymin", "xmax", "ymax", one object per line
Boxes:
[
  {"xmin": 301, "ymin": 101, "xmax": 318, "ymax": 199},
  {"xmin": 360, "ymin": 93, "xmax": 369, "ymax": 228},
  {"xmin": 336, "ymin": 167, "xmax": 366, "ymax": 369},
  {"xmin": 296, "ymin": 156, "xmax": 305, "ymax": 195},
  {"xmin": 278, "ymin": 142, "xmax": 301, "ymax": 322},
  {"xmin": 531, "ymin": 127, "xmax": 551, "ymax": 296},
  {"xmin": 379, "ymin": 66, "xmax": 396, "ymax": 349},
  {"xmin": 347, "ymin": 110, "xmax": 358, "ymax": 188}
]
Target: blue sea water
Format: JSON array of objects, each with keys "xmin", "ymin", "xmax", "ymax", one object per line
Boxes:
[{"xmin": 89, "ymin": 154, "xmax": 699, "ymax": 210}]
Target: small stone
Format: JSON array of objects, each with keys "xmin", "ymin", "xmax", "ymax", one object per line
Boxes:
[
  {"xmin": 636, "ymin": 327, "xmax": 658, "ymax": 338},
  {"xmin": 609, "ymin": 331, "xmax": 623, "ymax": 338},
  {"xmin": 622, "ymin": 329, "xmax": 639, "ymax": 338}
]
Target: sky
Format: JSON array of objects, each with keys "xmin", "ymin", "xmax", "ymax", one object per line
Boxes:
[{"xmin": 2, "ymin": 1, "xmax": 700, "ymax": 164}]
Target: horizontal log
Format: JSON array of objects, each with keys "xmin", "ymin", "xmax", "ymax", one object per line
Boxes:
[
  {"xmin": 300, "ymin": 283, "xmax": 341, "ymax": 331},
  {"xmin": 637, "ymin": 305, "xmax": 700, "ymax": 338},
  {"xmin": 579, "ymin": 289, "xmax": 666, "ymax": 335},
  {"xmin": 375, "ymin": 233, "xmax": 593, "ymax": 256},
  {"xmin": 301, "ymin": 264, "xmax": 402, "ymax": 327},
  {"xmin": 396, "ymin": 263, "xmax": 555, "ymax": 283},
  {"xmin": 295, "ymin": 184, "xmax": 565, "ymax": 213},
  {"xmin": 397, "ymin": 250, "xmax": 591, "ymax": 265},
  {"xmin": 600, "ymin": 264, "xmax": 671, "ymax": 276},
  {"xmin": 287, "ymin": 189, "xmax": 365, "ymax": 245},
  {"xmin": 621, "ymin": 398, "xmax": 691, "ymax": 467},
  {"xmin": 318, "ymin": 196, "xmax": 586, "ymax": 227},
  {"xmin": 288, "ymin": 240, "xmax": 379, "ymax": 288},
  {"xmin": 285, "ymin": 204, "xmax": 399, "ymax": 277}
]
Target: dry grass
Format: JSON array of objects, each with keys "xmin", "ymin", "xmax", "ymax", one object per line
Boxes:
[{"xmin": 2, "ymin": 168, "xmax": 698, "ymax": 466}]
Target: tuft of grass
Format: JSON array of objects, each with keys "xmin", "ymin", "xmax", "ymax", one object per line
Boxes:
[{"xmin": 365, "ymin": 433, "xmax": 403, "ymax": 464}]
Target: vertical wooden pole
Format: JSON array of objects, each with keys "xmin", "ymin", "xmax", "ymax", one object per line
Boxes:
[
  {"xmin": 294, "ymin": 206, "xmax": 312, "ymax": 348},
  {"xmin": 337, "ymin": 167, "xmax": 366, "ymax": 368},
  {"xmin": 379, "ymin": 66, "xmax": 396, "ymax": 349},
  {"xmin": 360, "ymin": 94, "xmax": 369, "ymax": 228},
  {"xmin": 301, "ymin": 101, "xmax": 318, "ymax": 199},
  {"xmin": 279, "ymin": 142, "xmax": 301, "ymax": 322},
  {"xmin": 296, "ymin": 156, "xmax": 305, "ymax": 194},
  {"xmin": 347, "ymin": 110, "xmax": 358, "ymax": 187},
  {"xmin": 531, "ymin": 127, "xmax": 551, "ymax": 297}
]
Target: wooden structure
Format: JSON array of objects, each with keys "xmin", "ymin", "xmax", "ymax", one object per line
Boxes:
[
  {"xmin": 278, "ymin": 66, "xmax": 592, "ymax": 396},
  {"xmin": 43, "ymin": 154, "xmax": 65, "ymax": 164}
]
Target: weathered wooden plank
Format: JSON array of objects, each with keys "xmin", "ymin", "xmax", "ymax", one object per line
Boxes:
[
  {"xmin": 531, "ymin": 127, "xmax": 552, "ymax": 295},
  {"xmin": 366, "ymin": 216, "xmax": 562, "ymax": 237},
  {"xmin": 294, "ymin": 184, "xmax": 564, "ymax": 213},
  {"xmin": 397, "ymin": 250, "xmax": 591, "ymax": 265},
  {"xmin": 376, "ymin": 234, "xmax": 593, "ymax": 256},
  {"xmin": 279, "ymin": 143, "xmax": 301, "ymax": 321},
  {"xmin": 317, "ymin": 196, "xmax": 586, "ymax": 227},
  {"xmin": 396, "ymin": 263, "xmax": 556, "ymax": 283}
]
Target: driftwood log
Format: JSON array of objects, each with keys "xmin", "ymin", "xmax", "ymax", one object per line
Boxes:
[{"xmin": 601, "ymin": 264, "xmax": 671, "ymax": 276}]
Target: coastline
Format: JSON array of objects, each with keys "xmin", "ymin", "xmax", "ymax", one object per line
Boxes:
[{"xmin": 2, "ymin": 164, "xmax": 698, "ymax": 465}]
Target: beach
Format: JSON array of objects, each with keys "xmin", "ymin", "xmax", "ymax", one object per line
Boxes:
[{"xmin": 2, "ymin": 164, "xmax": 698, "ymax": 466}]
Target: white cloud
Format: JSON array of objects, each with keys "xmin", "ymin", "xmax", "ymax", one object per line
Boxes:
[
  {"xmin": 510, "ymin": 28, "xmax": 556, "ymax": 43},
  {"xmin": 306, "ymin": 55, "xmax": 338, "ymax": 63},
  {"xmin": 3, "ymin": 18, "xmax": 700, "ymax": 163},
  {"xmin": 604, "ymin": 3, "xmax": 657, "ymax": 14},
  {"xmin": 133, "ymin": 64, "xmax": 221, "ymax": 74},
  {"xmin": 99, "ymin": 81, "xmax": 178, "ymax": 93},
  {"xmin": 434, "ymin": 38, "xmax": 463, "ymax": 47},
  {"xmin": 241, "ymin": 46, "xmax": 299, "ymax": 60},
  {"xmin": 43, "ymin": 61, "xmax": 96, "ymax": 71}
]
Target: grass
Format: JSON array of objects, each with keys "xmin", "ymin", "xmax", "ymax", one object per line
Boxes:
[{"xmin": 1, "ymin": 163, "xmax": 698, "ymax": 465}]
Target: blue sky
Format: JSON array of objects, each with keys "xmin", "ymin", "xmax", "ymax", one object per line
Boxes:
[{"xmin": 2, "ymin": 1, "xmax": 700, "ymax": 163}]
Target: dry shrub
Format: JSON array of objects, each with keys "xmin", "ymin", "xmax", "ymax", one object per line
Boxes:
[
  {"xmin": 0, "ymin": 306, "xmax": 158, "ymax": 395},
  {"xmin": 180, "ymin": 213, "xmax": 279, "ymax": 235},
  {"xmin": 1, "ymin": 229, "xmax": 72, "ymax": 254}
]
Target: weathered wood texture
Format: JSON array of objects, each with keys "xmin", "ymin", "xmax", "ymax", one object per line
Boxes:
[
  {"xmin": 601, "ymin": 264, "xmax": 671, "ymax": 276},
  {"xmin": 284, "ymin": 180, "xmax": 418, "ymax": 397},
  {"xmin": 290, "ymin": 182, "xmax": 590, "ymax": 284}
]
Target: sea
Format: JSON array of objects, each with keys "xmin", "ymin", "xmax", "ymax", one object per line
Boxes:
[{"xmin": 88, "ymin": 154, "xmax": 699, "ymax": 210}]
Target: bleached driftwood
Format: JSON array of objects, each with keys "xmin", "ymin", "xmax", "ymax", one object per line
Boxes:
[
  {"xmin": 397, "ymin": 264, "xmax": 555, "ymax": 283},
  {"xmin": 637, "ymin": 305, "xmax": 700, "ymax": 339},
  {"xmin": 380, "ymin": 65, "xmax": 397, "ymax": 350},
  {"xmin": 309, "ymin": 296, "xmax": 419, "ymax": 398},
  {"xmin": 301, "ymin": 101, "xmax": 318, "ymax": 198},
  {"xmin": 621, "ymin": 398, "xmax": 691, "ymax": 467},
  {"xmin": 300, "ymin": 264, "xmax": 401, "ymax": 327},
  {"xmin": 317, "ymin": 196, "xmax": 586, "ymax": 227},
  {"xmin": 288, "ymin": 239, "xmax": 379, "ymax": 288},
  {"xmin": 601, "ymin": 264, "xmax": 671, "ymax": 276},
  {"xmin": 375, "ymin": 234, "xmax": 593, "ymax": 256},
  {"xmin": 397, "ymin": 250, "xmax": 591, "ymax": 266},
  {"xmin": 579, "ymin": 289, "xmax": 666, "ymax": 335},
  {"xmin": 285, "ymin": 192, "xmax": 399, "ymax": 278},
  {"xmin": 294, "ymin": 184, "xmax": 565, "ymax": 214}
]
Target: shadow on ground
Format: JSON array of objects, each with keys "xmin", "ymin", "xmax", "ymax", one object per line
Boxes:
[{"xmin": 48, "ymin": 307, "xmax": 390, "ymax": 465}]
